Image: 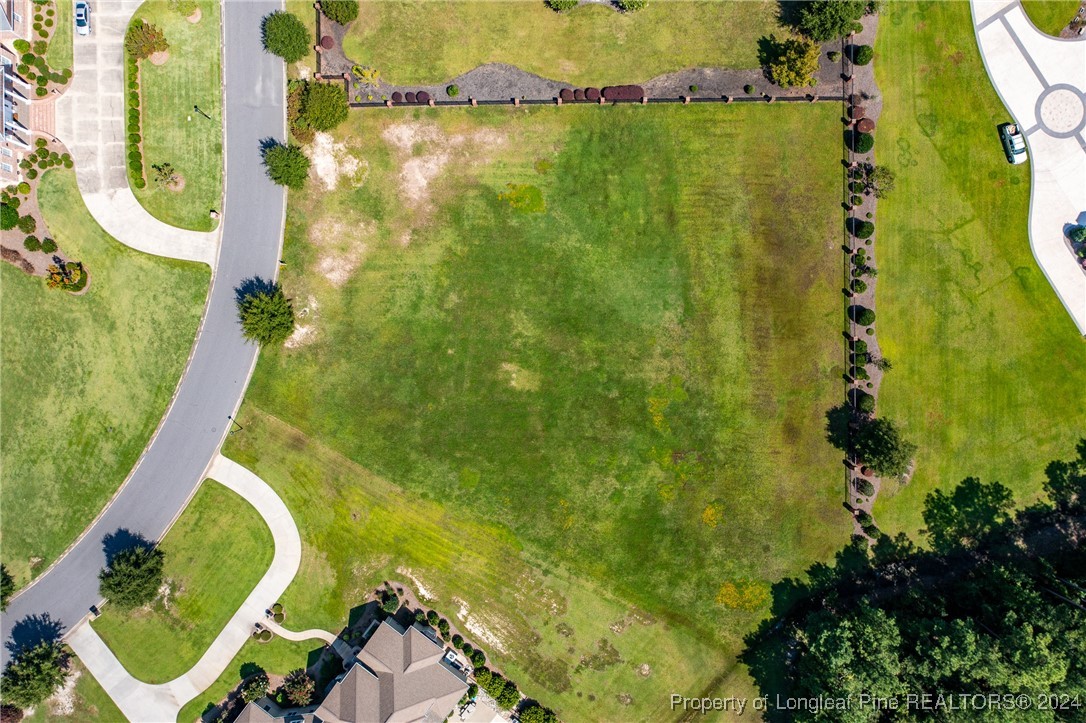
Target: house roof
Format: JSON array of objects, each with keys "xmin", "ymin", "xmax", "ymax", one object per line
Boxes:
[{"xmin": 317, "ymin": 619, "xmax": 468, "ymax": 723}]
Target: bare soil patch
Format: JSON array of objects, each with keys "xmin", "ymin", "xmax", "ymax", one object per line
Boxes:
[
  {"xmin": 149, "ymin": 51, "xmax": 170, "ymax": 66},
  {"xmin": 307, "ymin": 132, "xmax": 368, "ymax": 191},
  {"xmin": 186, "ymin": 7, "xmax": 202, "ymax": 23}
]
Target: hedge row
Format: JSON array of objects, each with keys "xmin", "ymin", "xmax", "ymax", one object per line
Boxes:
[{"xmin": 125, "ymin": 56, "xmax": 146, "ymax": 189}]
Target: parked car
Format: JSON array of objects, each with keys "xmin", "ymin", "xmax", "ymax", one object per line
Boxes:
[
  {"xmin": 998, "ymin": 122, "xmax": 1028, "ymax": 165},
  {"xmin": 75, "ymin": 1, "xmax": 91, "ymax": 36}
]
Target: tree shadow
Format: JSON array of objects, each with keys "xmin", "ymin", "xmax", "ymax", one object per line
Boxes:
[
  {"xmin": 777, "ymin": 0, "xmax": 806, "ymax": 29},
  {"xmin": 239, "ymin": 661, "xmax": 265, "ymax": 680},
  {"xmin": 101, "ymin": 528, "xmax": 152, "ymax": 566},
  {"xmin": 235, "ymin": 276, "xmax": 277, "ymax": 304},
  {"xmin": 5, "ymin": 613, "xmax": 65, "ymax": 656},
  {"xmin": 258, "ymin": 137, "xmax": 281, "ymax": 155},
  {"xmin": 824, "ymin": 403, "xmax": 852, "ymax": 452},
  {"xmin": 346, "ymin": 601, "xmax": 378, "ymax": 628}
]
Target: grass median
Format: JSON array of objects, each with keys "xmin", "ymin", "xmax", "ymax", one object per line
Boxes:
[{"xmin": 0, "ymin": 169, "xmax": 209, "ymax": 586}]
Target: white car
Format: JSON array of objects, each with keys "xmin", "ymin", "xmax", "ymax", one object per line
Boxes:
[{"xmin": 75, "ymin": 1, "xmax": 91, "ymax": 36}]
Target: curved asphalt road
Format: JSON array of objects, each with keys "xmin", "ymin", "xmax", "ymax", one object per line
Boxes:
[{"xmin": 0, "ymin": 0, "xmax": 286, "ymax": 663}]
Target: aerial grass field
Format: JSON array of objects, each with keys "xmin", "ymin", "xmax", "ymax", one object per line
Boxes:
[
  {"xmin": 1020, "ymin": 0, "xmax": 1080, "ymax": 34},
  {"xmin": 344, "ymin": 0, "xmax": 781, "ymax": 86},
  {"xmin": 92, "ymin": 480, "xmax": 273, "ymax": 683},
  {"xmin": 46, "ymin": 0, "xmax": 72, "ymax": 73},
  {"xmin": 873, "ymin": 1, "xmax": 1086, "ymax": 536},
  {"xmin": 233, "ymin": 101, "xmax": 851, "ymax": 713},
  {"xmin": 0, "ymin": 170, "xmax": 209, "ymax": 586},
  {"xmin": 129, "ymin": 0, "xmax": 223, "ymax": 231}
]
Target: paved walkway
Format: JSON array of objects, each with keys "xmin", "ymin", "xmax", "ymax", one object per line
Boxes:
[
  {"xmin": 67, "ymin": 455, "xmax": 301, "ymax": 722},
  {"xmin": 973, "ymin": 0, "xmax": 1086, "ymax": 335},
  {"xmin": 54, "ymin": 0, "xmax": 219, "ymax": 266}
]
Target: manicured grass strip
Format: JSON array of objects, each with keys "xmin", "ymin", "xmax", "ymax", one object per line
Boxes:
[
  {"xmin": 1021, "ymin": 0, "xmax": 1080, "ymax": 34},
  {"xmin": 23, "ymin": 659, "xmax": 124, "ymax": 723},
  {"xmin": 224, "ymin": 410, "xmax": 730, "ymax": 722},
  {"xmin": 872, "ymin": 1, "xmax": 1086, "ymax": 536},
  {"xmin": 0, "ymin": 169, "xmax": 209, "ymax": 586},
  {"xmin": 46, "ymin": 0, "xmax": 72, "ymax": 72},
  {"xmin": 91, "ymin": 480, "xmax": 274, "ymax": 684},
  {"xmin": 128, "ymin": 0, "xmax": 223, "ymax": 231},
  {"xmin": 344, "ymin": 0, "xmax": 782, "ymax": 86}
]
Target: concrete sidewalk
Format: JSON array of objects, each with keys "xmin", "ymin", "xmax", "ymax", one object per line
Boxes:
[
  {"xmin": 67, "ymin": 455, "xmax": 301, "ymax": 722},
  {"xmin": 972, "ymin": 0, "xmax": 1086, "ymax": 334},
  {"xmin": 55, "ymin": 0, "xmax": 219, "ymax": 266}
]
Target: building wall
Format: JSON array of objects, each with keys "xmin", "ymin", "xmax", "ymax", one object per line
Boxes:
[
  {"xmin": 0, "ymin": 0, "xmax": 32, "ymax": 44},
  {"xmin": 1, "ymin": 43, "xmax": 31, "ymax": 186}
]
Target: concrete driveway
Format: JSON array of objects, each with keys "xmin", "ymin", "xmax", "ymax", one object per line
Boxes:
[
  {"xmin": 972, "ymin": 0, "xmax": 1086, "ymax": 335},
  {"xmin": 55, "ymin": 0, "xmax": 219, "ymax": 265}
]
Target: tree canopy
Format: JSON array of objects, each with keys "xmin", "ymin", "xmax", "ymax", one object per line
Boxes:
[
  {"xmin": 261, "ymin": 11, "xmax": 310, "ymax": 64},
  {"xmin": 301, "ymin": 81, "xmax": 349, "ymax": 132},
  {"xmin": 320, "ymin": 0, "xmax": 358, "ymax": 25},
  {"xmin": 262, "ymin": 142, "xmax": 310, "ymax": 189},
  {"xmin": 0, "ymin": 564, "xmax": 13, "ymax": 612},
  {"xmin": 796, "ymin": 0, "xmax": 870, "ymax": 42},
  {"xmin": 236, "ymin": 279, "xmax": 295, "ymax": 346},
  {"xmin": 124, "ymin": 20, "xmax": 169, "ymax": 60},
  {"xmin": 1, "ymin": 641, "xmax": 69, "ymax": 709},
  {"xmin": 765, "ymin": 35, "xmax": 821, "ymax": 88},
  {"xmin": 742, "ymin": 441, "xmax": 1086, "ymax": 721},
  {"xmin": 98, "ymin": 544, "xmax": 165, "ymax": 610},
  {"xmin": 853, "ymin": 416, "xmax": 914, "ymax": 476}
]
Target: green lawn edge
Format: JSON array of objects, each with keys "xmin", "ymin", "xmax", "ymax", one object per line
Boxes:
[{"xmin": 1020, "ymin": 0, "xmax": 1080, "ymax": 35}]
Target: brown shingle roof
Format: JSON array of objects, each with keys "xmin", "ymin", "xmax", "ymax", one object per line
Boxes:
[{"xmin": 317, "ymin": 620, "xmax": 468, "ymax": 723}]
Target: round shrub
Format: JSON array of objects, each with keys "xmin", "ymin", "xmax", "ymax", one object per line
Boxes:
[
  {"xmin": 17, "ymin": 63, "xmax": 29, "ymax": 75},
  {"xmin": 17, "ymin": 214, "xmax": 36, "ymax": 233},
  {"xmin": 301, "ymin": 81, "xmax": 349, "ymax": 131},
  {"xmin": 848, "ymin": 218, "xmax": 875, "ymax": 239},
  {"xmin": 261, "ymin": 11, "xmax": 310, "ymax": 64},
  {"xmin": 416, "ymin": 90, "xmax": 431, "ymax": 103},
  {"xmin": 35, "ymin": 137, "xmax": 47, "ymax": 149},
  {"xmin": 1069, "ymin": 225, "xmax": 1086, "ymax": 244},
  {"xmin": 744, "ymin": 84, "xmax": 755, "ymax": 94},
  {"xmin": 851, "ymin": 278, "xmax": 867, "ymax": 294},
  {"xmin": 689, "ymin": 84, "xmax": 699, "ymax": 92},
  {"xmin": 133, "ymin": 177, "xmax": 146, "ymax": 189},
  {"xmin": 41, "ymin": 237, "xmax": 57, "ymax": 254},
  {"xmin": 321, "ymin": 0, "xmax": 359, "ymax": 24},
  {"xmin": 128, "ymin": 149, "xmax": 142, "ymax": 163},
  {"xmin": 446, "ymin": 84, "xmax": 459, "ymax": 98},
  {"xmin": 855, "ymin": 390, "xmax": 876, "ymax": 413},
  {"xmin": 851, "ymin": 366, "xmax": 869, "ymax": 380},
  {"xmin": 0, "ymin": 204, "xmax": 18, "ymax": 230},
  {"xmin": 545, "ymin": 0, "xmax": 579, "ymax": 10},
  {"xmin": 849, "ymin": 181, "xmax": 864, "ymax": 193},
  {"xmin": 847, "ymin": 130, "xmax": 874, "ymax": 153},
  {"xmin": 23, "ymin": 235, "xmax": 41, "ymax": 251},
  {"xmin": 26, "ymin": 168, "xmax": 38, "ymax": 179},
  {"xmin": 36, "ymin": 76, "xmax": 48, "ymax": 87},
  {"xmin": 849, "ymin": 305, "xmax": 876, "ymax": 326},
  {"xmin": 850, "ymin": 44, "xmax": 874, "ymax": 66},
  {"xmin": 827, "ymin": 50, "xmax": 841, "ymax": 62},
  {"xmin": 128, "ymin": 120, "xmax": 140, "ymax": 133},
  {"xmin": 850, "ymin": 195, "xmax": 863, "ymax": 206},
  {"xmin": 62, "ymin": 159, "xmax": 72, "ymax": 169},
  {"xmin": 13, "ymin": 39, "xmax": 30, "ymax": 53},
  {"xmin": 17, "ymin": 182, "xmax": 31, "ymax": 195},
  {"xmin": 854, "ymin": 477, "xmax": 875, "ymax": 496},
  {"xmin": 129, "ymin": 133, "xmax": 141, "ymax": 144},
  {"xmin": 36, "ymin": 159, "xmax": 48, "ymax": 168},
  {"xmin": 45, "ymin": 18, "xmax": 53, "ymax": 27},
  {"xmin": 262, "ymin": 142, "xmax": 310, "ymax": 189}
]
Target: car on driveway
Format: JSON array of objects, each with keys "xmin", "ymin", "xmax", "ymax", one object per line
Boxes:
[
  {"xmin": 998, "ymin": 122, "xmax": 1028, "ymax": 165},
  {"xmin": 75, "ymin": 1, "xmax": 91, "ymax": 36}
]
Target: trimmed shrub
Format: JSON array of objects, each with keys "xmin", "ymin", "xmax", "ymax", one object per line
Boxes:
[
  {"xmin": 41, "ymin": 237, "xmax": 57, "ymax": 254},
  {"xmin": 584, "ymin": 87, "xmax": 600, "ymax": 101},
  {"xmin": 391, "ymin": 91, "xmax": 403, "ymax": 103},
  {"xmin": 129, "ymin": 133, "xmax": 141, "ymax": 144},
  {"xmin": 850, "ymin": 44, "xmax": 874, "ymax": 65},
  {"xmin": 849, "ymin": 305, "xmax": 876, "ymax": 326},
  {"xmin": 828, "ymin": 50, "xmax": 841, "ymax": 61},
  {"xmin": 0, "ymin": 204, "xmax": 16, "ymax": 231},
  {"xmin": 405, "ymin": 91, "xmax": 416, "ymax": 103},
  {"xmin": 301, "ymin": 81, "xmax": 349, "ymax": 131},
  {"xmin": 744, "ymin": 84, "xmax": 755, "ymax": 94},
  {"xmin": 446, "ymin": 84, "xmax": 460, "ymax": 97},
  {"xmin": 17, "ymin": 182, "xmax": 31, "ymax": 195},
  {"xmin": 1069, "ymin": 225, "xmax": 1086, "ymax": 244},
  {"xmin": 850, "ymin": 194, "xmax": 863, "ymax": 206},
  {"xmin": 797, "ymin": 0, "xmax": 868, "ymax": 42},
  {"xmin": 321, "ymin": 0, "xmax": 359, "ymax": 24},
  {"xmin": 125, "ymin": 20, "xmax": 169, "ymax": 60},
  {"xmin": 855, "ymin": 390, "xmax": 876, "ymax": 413},
  {"xmin": 766, "ymin": 35, "xmax": 821, "ymax": 88},
  {"xmin": 854, "ymin": 477, "xmax": 875, "ymax": 496},
  {"xmin": 614, "ymin": 0, "xmax": 647, "ymax": 10},
  {"xmin": 851, "ymin": 365, "xmax": 870, "ymax": 380},
  {"xmin": 13, "ymin": 39, "xmax": 30, "ymax": 53},
  {"xmin": 848, "ymin": 218, "xmax": 875, "ymax": 239},
  {"xmin": 26, "ymin": 168, "xmax": 38, "ymax": 179},
  {"xmin": 573, "ymin": 88, "xmax": 584, "ymax": 101},
  {"xmin": 689, "ymin": 84, "xmax": 699, "ymax": 92},
  {"xmin": 17, "ymin": 215, "xmax": 36, "ymax": 233},
  {"xmin": 852, "ymin": 339, "xmax": 868, "ymax": 354},
  {"xmin": 846, "ymin": 130, "xmax": 875, "ymax": 153},
  {"xmin": 545, "ymin": 0, "xmax": 579, "ymax": 10},
  {"xmin": 24, "ymin": 235, "xmax": 41, "ymax": 252},
  {"xmin": 849, "ymin": 181, "xmax": 864, "ymax": 193},
  {"xmin": 416, "ymin": 90, "xmax": 431, "ymax": 103},
  {"xmin": 851, "ymin": 278, "xmax": 868, "ymax": 294},
  {"xmin": 602, "ymin": 84, "xmax": 644, "ymax": 101},
  {"xmin": 261, "ymin": 11, "xmax": 309, "ymax": 63}
]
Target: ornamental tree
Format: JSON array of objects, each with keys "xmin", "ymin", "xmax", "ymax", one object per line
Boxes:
[
  {"xmin": 283, "ymin": 669, "xmax": 315, "ymax": 706},
  {"xmin": 261, "ymin": 11, "xmax": 309, "ymax": 64},
  {"xmin": 262, "ymin": 141, "xmax": 310, "ymax": 189},
  {"xmin": 766, "ymin": 35, "xmax": 821, "ymax": 88},
  {"xmin": 98, "ymin": 545, "xmax": 165, "ymax": 610},
  {"xmin": 797, "ymin": 0, "xmax": 870, "ymax": 42},
  {"xmin": 302, "ymin": 81, "xmax": 348, "ymax": 132},
  {"xmin": 1, "ymin": 641, "xmax": 69, "ymax": 709},
  {"xmin": 853, "ymin": 416, "xmax": 915, "ymax": 477},
  {"xmin": 236, "ymin": 279, "xmax": 295, "ymax": 346},
  {"xmin": 124, "ymin": 20, "xmax": 169, "ymax": 60},
  {"xmin": 241, "ymin": 672, "xmax": 269, "ymax": 703},
  {"xmin": 320, "ymin": 0, "xmax": 358, "ymax": 25},
  {"xmin": 0, "ymin": 564, "xmax": 13, "ymax": 611}
]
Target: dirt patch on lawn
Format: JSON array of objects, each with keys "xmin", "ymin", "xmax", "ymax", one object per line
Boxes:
[
  {"xmin": 186, "ymin": 7, "xmax": 202, "ymax": 23},
  {"xmin": 308, "ymin": 132, "xmax": 368, "ymax": 191},
  {"xmin": 167, "ymin": 174, "xmax": 186, "ymax": 193},
  {"xmin": 149, "ymin": 51, "xmax": 169, "ymax": 66},
  {"xmin": 308, "ymin": 214, "xmax": 373, "ymax": 287}
]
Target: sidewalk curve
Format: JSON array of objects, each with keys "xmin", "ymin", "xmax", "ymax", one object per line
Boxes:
[
  {"xmin": 972, "ymin": 0, "xmax": 1086, "ymax": 334},
  {"xmin": 55, "ymin": 0, "xmax": 219, "ymax": 266},
  {"xmin": 67, "ymin": 455, "xmax": 301, "ymax": 722}
]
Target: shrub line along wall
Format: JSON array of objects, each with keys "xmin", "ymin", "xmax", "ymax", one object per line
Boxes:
[{"xmin": 343, "ymin": 94, "xmax": 847, "ymax": 109}]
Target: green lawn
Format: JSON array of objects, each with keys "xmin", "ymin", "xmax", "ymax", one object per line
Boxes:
[
  {"xmin": 344, "ymin": 0, "xmax": 781, "ymax": 86},
  {"xmin": 92, "ymin": 480, "xmax": 273, "ymax": 684},
  {"xmin": 24, "ymin": 658, "xmax": 124, "ymax": 723},
  {"xmin": 872, "ymin": 1, "xmax": 1086, "ymax": 536},
  {"xmin": 46, "ymin": 0, "xmax": 72, "ymax": 73},
  {"xmin": 235, "ymin": 101, "xmax": 850, "ymax": 713},
  {"xmin": 178, "ymin": 638, "xmax": 320, "ymax": 722},
  {"xmin": 0, "ymin": 169, "xmax": 209, "ymax": 586},
  {"xmin": 128, "ymin": 0, "xmax": 223, "ymax": 231},
  {"xmin": 1021, "ymin": 0, "xmax": 1080, "ymax": 34}
]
